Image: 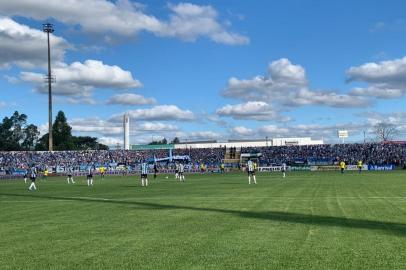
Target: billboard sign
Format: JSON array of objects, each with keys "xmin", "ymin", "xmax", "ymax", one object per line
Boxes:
[
  {"xmin": 338, "ymin": 130, "xmax": 349, "ymax": 139},
  {"xmin": 368, "ymin": 165, "xmax": 395, "ymax": 171}
]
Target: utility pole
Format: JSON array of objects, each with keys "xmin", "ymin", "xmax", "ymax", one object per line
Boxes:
[{"xmin": 43, "ymin": 23, "xmax": 54, "ymax": 151}]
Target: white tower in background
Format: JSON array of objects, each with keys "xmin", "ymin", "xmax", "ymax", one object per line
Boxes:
[{"xmin": 123, "ymin": 113, "xmax": 130, "ymax": 150}]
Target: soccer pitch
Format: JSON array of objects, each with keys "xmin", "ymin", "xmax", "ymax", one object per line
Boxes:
[{"xmin": 1, "ymin": 171, "xmax": 406, "ymax": 269}]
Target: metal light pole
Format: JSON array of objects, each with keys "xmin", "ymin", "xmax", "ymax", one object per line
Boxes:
[{"xmin": 43, "ymin": 23, "xmax": 54, "ymax": 151}]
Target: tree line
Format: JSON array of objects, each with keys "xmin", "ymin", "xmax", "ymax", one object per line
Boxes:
[
  {"xmin": 148, "ymin": 137, "xmax": 180, "ymax": 145},
  {"xmin": 0, "ymin": 111, "xmax": 108, "ymax": 151}
]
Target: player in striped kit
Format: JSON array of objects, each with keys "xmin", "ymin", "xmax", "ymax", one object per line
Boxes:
[
  {"xmin": 28, "ymin": 166, "xmax": 37, "ymax": 191},
  {"xmin": 282, "ymin": 163, "xmax": 287, "ymax": 178},
  {"xmin": 247, "ymin": 159, "xmax": 257, "ymax": 185},
  {"xmin": 178, "ymin": 163, "xmax": 185, "ymax": 182},
  {"xmin": 141, "ymin": 161, "xmax": 149, "ymax": 187},
  {"xmin": 67, "ymin": 166, "xmax": 75, "ymax": 184},
  {"xmin": 174, "ymin": 162, "xmax": 179, "ymax": 179},
  {"xmin": 87, "ymin": 166, "xmax": 94, "ymax": 186}
]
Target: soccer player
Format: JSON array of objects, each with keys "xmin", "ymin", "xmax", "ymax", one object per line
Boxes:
[
  {"xmin": 141, "ymin": 161, "xmax": 149, "ymax": 187},
  {"xmin": 282, "ymin": 163, "xmax": 287, "ymax": 178},
  {"xmin": 23, "ymin": 169, "xmax": 28, "ymax": 183},
  {"xmin": 153, "ymin": 163, "xmax": 158, "ymax": 179},
  {"xmin": 200, "ymin": 163, "xmax": 205, "ymax": 174},
  {"xmin": 247, "ymin": 158, "xmax": 257, "ymax": 184},
  {"xmin": 122, "ymin": 165, "xmax": 128, "ymax": 177},
  {"xmin": 43, "ymin": 168, "xmax": 48, "ymax": 180},
  {"xmin": 220, "ymin": 163, "xmax": 225, "ymax": 173},
  {"xmin": 339, "ymin": 160, "xmax": 346, "ymax": 174},
  {"xmin": 67, "ymin": 166, "xmax": 75, "ymax": 184},
  {"xmin": 28, "ymin": 166, "xmax": 37, "ymax": 191},
  {"xmin": 178, "ymin": 163, "xmax": 185, "ymax": 182},
  {"xmin": 100, "ymin": 166, "xmax": 105, "ymax": 179},
  {"xmin": 357, "ymin": 160, "xmax": 363, "ymax": 173},
  {"xmin": 174, "ymin": 162, "xmax": 179, "ymax": 179},
  {"xmin": 87, "ymin": 166, "xmax": 94, "ymax": 186}
]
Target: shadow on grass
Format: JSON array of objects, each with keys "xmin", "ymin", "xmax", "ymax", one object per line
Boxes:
[{"xmin": 2, "ymin": 192, "xmax": 406, "ymax": 237}]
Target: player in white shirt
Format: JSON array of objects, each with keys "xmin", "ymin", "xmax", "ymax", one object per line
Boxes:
[
  {"xmin": 174, "ymin": 163, "xmax": 179, "ymax": 179},
  {"xmin": 141, "ymin": 162, "xmax": 149, "ymax": 187},
  {"xmin": 23, "ymin": 169, "xmax": 28, "ymax": 183},
  {"xmin": 282, "ymin": 163, "xmax": 287, "ymax": 178},
  {"xmin": 247, "ymin": 159, "xmax": 257, "ymax": 184},
  {"xmin": 28, "ymin": 166, "xmax": 37, "ymax": 191},
  {"xmin": 87, "ymin": 166, "xmax": 94, "ymax": 186},
  {"xmin": 178, "ymin": 163, "xmax": 185, "ymax": 182},
  {"xmin": 67, "ymin": 166, "xmax": 75, "ymax": 184}
]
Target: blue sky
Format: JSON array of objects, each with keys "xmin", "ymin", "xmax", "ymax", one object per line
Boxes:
[{"xmin": 1, "ymin": 0, "xmax": 406, "ymax": 146}]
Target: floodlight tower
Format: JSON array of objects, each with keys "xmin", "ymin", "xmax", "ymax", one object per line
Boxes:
[
  {"xmin": 124, "ymin": 113, "xmax": 130, "ymax": 150},
  {"xmin": 43, "ymin": 23, "xmax": 54, "ymax": 151}
]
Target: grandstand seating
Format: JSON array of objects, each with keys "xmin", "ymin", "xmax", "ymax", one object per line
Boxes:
[{"xmin": 1, "ymin": 143, "xmax": 406, "ymax": 175}]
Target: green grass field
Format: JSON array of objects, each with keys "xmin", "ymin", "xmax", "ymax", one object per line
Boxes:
[{"xmin": 1, "ymin": 171, "xmax": 406, "ymax": 269}]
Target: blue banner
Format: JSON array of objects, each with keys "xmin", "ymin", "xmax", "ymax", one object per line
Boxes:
[{"xmin": 368, "ymin": 165, "xmax": 395, "ymax": 171}]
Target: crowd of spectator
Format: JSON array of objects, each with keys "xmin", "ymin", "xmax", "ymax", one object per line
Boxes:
[
  {"xmin": 0, "ymin": 148, "xmax": 225, "ymax": 174},
  {"xmin": 242, "ymin": 143, "xmax": 406, "ymax": 166},
  {"xmin": 1, "ymin": 143, "xmax": 406, "ymax": 174},
  {"xmin": 174, "ymin": 147, "xmax": 225, "ymax": 166}
]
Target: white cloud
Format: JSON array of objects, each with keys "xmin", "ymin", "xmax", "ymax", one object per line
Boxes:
[
  {"xmin": 369, "ymin": 21, "xmax": 386, "ymax": 33},
  {"xmin": 156, "ymin": 3, "xmax": 249, "ymax": 45},
  {"xmin": 0, "ymin": 0, "xmax": 248, "ymax": 45},
  {"xmin": 0, "ymin": 101, "xmax": 6, "ymax": 108},
  {"xmin": 69, "ymin": 116, "xmax": 180, "ymax": 137},
  {"xmin": 231, "ymin": 126, "xmax": 253, "ymax": 136},
  {"xmin": 257, "ymin": 125, "xmax": 291, "ymax": 136},
  {"xmin": 65, "ymin": 114, "xmax": 190, "ymax": 146},
  {"xmin": 107, "ymin": 93, "xmax": 156, "ymax": 105},
  {"xmin": 216, "ymin": 101, "xmax": 288, "ymax": 121},
  {"xmin": 3, "ymin": 75, "xmax": 19, "ymax": 84},
  {"xmin": 359, "ymin": 111, "xmax": 406, "ymax": 128},
  {"xmin": 138, "ymin": 122, "xmax": 178, "ymax": 132},
  {"xmin": 288, "ymin": 88, "xmax": 370, "ymax": 107},
  {"xmin": 350, "ymin": 86, "xmax": 403, "ymax": 99},
  {"xmin": 187, "ymin": 131, "xmax": 222, "ymax": 140},
  {"xmin": 117, "ymin": 105, "xmax": 195, "ymax": 121},
  {"xmin": 38, "ymin": 123, "xmax": 48, "ymax": 136},
  {"xmin": 347, "ymin": 57, "xmax": 406, "ymax": 84},
  {"xmin": 222, "ymin": 58, "xmax": 369, "ymax": 108},
  {"xmin": 347, "ymin": 56, "xmax": 406, "ymax": 98},
  {"xmin": 70, "ymin": 118, "xmax": 122, "ymax": 136},
  {"xmin": 0, "ymin": 16, "xmax": 69, "ymax": 68},
  {"xmin": 98, "ymin": 137, "xmax": 123, "ymax": 147},
  {"xmin": 20, "ymin": 59, "xmax": 142, "ymax": 97},
  {"xmin": 229, "ymin": 122, "xmax": 371, "ymax": 142},
  {"xmin": 66, "ymin": 97, "xmax": 97, "ymax": 105}
]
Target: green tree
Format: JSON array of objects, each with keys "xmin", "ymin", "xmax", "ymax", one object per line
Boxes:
[
  {"xmin": 171, "ymin": 137, "xmax": 180, "ymax": 144},
  {"xmin": 149, "ymin": 138, "xmax": 168, "ymax": 145},
  {"xmin": 35, "ymin": 134, "xmax": 48, "ymax": 151},
  {"xmin": 72, "ymin": 136, "xmax": 108, "ymax": 150},
  {"xmin": 1, "ymin": 110, "xmax": 108, "ymax": 151},
  {"xmin": 0, "ymin": 111, "xmax": 29, "ymax": 150},
  {"xmin": 53, "ymin": 111, "xmax": 74, "ymax": 150},
  {"xmin": 21, "ymin": 124, "xmax": 40, "ymax": 150}
]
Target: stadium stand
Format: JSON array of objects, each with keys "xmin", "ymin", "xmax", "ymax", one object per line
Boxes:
[{"xmin": 1, "ymin": 143, "xmax": 406, "ymax": 176}]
